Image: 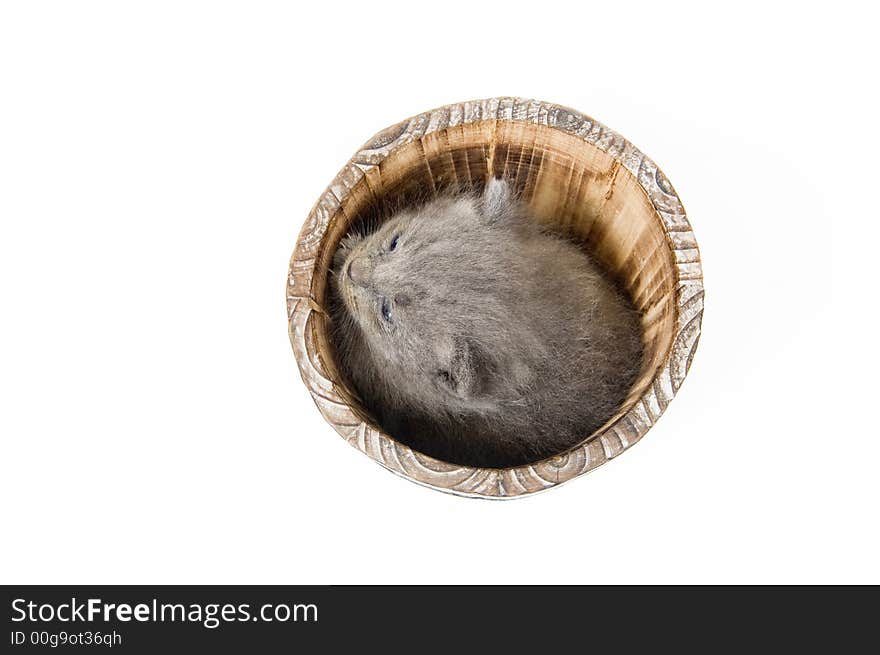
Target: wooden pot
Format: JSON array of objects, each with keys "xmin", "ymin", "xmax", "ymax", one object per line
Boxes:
[{"xmin": 287, "ymin": 98, "xmax": 703, "ymax": 498}]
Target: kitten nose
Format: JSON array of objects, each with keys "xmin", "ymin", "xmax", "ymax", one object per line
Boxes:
[{"xmin": 347, "ymin": 257, "xmax": 370, "ymax": 286}]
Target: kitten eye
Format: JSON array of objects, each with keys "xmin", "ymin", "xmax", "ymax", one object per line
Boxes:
[
  {"xmin": 437, "ymin": 368, "xmax": 455, "ymax": 389},
  {"xmin": 380, "ymin": 297, "xmax": 392, "ymax": 321},
  {"xmin": 388, "ymin": 234, "xmax": 400, "ymax": 252}
]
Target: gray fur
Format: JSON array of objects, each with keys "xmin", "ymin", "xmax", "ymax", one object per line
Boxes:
[{"xmin": 330, "ymin": 178, "xmax": 643, "ymax": 468}]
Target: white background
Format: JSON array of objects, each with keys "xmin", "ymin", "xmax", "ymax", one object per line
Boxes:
[{"xmin": 1, "ymin": 2, "xmax": 876, "ymax": 584}]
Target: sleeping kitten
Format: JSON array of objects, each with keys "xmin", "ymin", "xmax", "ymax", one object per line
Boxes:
[{"xmin": 330, "ymin": 178, "xmax": 643, "ymax": 468}]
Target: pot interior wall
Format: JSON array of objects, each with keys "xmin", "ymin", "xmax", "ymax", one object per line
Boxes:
[{"xmin": 311, "ymin": 121, "xmax": 677, "ymax": 445}]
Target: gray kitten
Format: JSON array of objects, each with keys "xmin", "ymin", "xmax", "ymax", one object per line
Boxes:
[{"xmin": 330, "ymin": 178, "xmax": 643, "ymax": 468}]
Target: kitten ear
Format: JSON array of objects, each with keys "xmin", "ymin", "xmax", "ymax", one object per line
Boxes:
[
  {"xmin": 437, "ymin": 338, "xmax": 488, "ymax": 399},
  {"xmin": 481, "ymin": 177, "xmax": 516, "ymax": 224}
]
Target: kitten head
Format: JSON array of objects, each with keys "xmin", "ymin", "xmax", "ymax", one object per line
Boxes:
[{"xmin": 331, "ymin": 179, "xmax": 529, "ymax": 414}]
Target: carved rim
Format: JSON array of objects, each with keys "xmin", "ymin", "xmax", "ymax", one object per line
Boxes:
[{"xmin": 287, "ymin": 98, "xmax": 703, "ymax": 499}]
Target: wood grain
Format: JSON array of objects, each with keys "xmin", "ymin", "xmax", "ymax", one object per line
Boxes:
[{"xmin": 287, "ymin": 97, "xmax": 703, "ymax": 498}]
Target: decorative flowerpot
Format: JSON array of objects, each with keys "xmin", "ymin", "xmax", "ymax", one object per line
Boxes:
[{"xmin": 287, "ymin": 98, "xmax": 703, "ymax": 498}]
